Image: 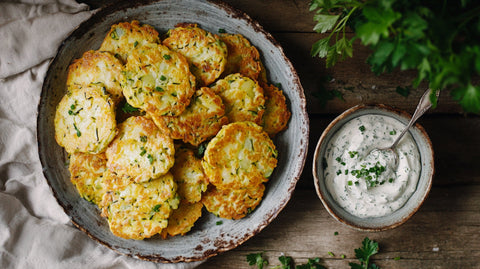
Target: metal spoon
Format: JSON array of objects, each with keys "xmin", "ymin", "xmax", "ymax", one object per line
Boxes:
[{"xmin": 371, "ymin": 88, "xmax": 439, "ymax": 167}]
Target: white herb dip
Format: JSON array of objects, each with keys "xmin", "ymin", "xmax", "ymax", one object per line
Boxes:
[{"xmin": 324, "ymin": 114, "xmax": 421, "ymax": 218}]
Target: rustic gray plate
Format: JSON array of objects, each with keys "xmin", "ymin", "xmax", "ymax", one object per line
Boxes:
[{"xmin": 37, "ymin": 0, "xmax": 309, "ymax": 263}]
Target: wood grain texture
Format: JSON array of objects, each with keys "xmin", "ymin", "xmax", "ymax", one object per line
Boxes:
[{"xmin": 76, "ymin": 0, "xmax": 480, "ymax": 268}]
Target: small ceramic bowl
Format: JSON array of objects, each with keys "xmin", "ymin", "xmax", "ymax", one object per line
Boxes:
[{"xmin": 312, "ymin": 104, "xmax": 434, "ymax": 231}]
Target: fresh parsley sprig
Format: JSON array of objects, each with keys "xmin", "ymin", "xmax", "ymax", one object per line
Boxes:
[
  {"xmin": 246, "ymin": 253, "xmax": 325, "ymax": 269},
  {"xmin": 349, "ymin": 237, "xmax": 380, "ymax": 269},
  {"xmin": 246, "ymin": 252, "xmax": 268, "ymax": 269},
  {"xmin": 310, "ymin": 0, "xmax": 480, "ymax": 113}
]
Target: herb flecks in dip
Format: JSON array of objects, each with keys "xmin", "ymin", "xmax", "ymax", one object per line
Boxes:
[{"xmin": 324, "ymin": 114, "xmax": 420, "ymax": 218}]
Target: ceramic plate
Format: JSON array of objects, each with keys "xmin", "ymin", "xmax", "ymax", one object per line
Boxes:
[{"xmin": 37, "ymin": 0, "xmax": 309, "ymax": 263}]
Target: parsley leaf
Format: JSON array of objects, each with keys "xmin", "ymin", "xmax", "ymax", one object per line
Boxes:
[
  {"xmin": 349, "ymin": 237, "xmax": 380, "ymax": 269},
  {"xmin": 278, "ymin": 255, "xmax": 293, "ymax": 269},
  {"xmin": 246, "ymin": 252, "xmax": 268, "ymax": 269},
  {"xmin": 296, "ymin": 258, "xmax": 326, "ymax": 269}
]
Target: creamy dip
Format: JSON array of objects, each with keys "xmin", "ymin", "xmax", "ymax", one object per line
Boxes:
[{"xmin": 324, "ymin": 114, "xmax": 420, "ymax": 218}]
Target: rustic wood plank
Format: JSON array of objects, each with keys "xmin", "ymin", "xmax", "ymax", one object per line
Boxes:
[{"xmin": 198, "ymin": 184, "xmax": 480, "ymax": 268}]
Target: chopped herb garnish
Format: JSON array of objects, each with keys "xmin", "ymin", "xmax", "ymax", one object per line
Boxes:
[
  {"xmin": 389, "ymin": 130, "xmax": 397, "ymax": 135},
  {"xmin": 73, "ymin": 123, "xmax": 81, "ymax": 137},
  {"xmin": 160, "ymin": 75, "xmax": 167, "ymax": 81},
  {"xmin": 110, "ymin": 30, "xmax": 118, "ymax": 40},
  {"xmin": 152, "ymin": 204, "xmax": 161, "ymax": 212},
  {"xmin": 218, "ymin": 28, "xmax": 226, "ymax": 33},
  {"xmin": 163, "ymin": 54, "xmax": 171, "ymax": 60},
  {"xmin": 327, "ymin": 251, "xmax": 335, "ymax": 257},
  {"xmin": 122, "ymin": 102, "xmax": 139, "ymax": 113},
  {"xmin": 140, "ymin": 147, "xmax": 147, "ymax": 156},
  {"xmin": 147, "ymin": 154, "xmax": 154, "ymax": 164},
  {"xmin": 134, "ymin": 41, "xmax": 139, "ymax": 47},
  {"xmin": 350, "ymin": 162, "xmax": 388, "ymax": 188},
  {"xmin": 337, "ymin": 170, "xmax": 342, "ymax": 175},
  {"xmin": 196, "ymin": 142, "xmax": 208, "ymax": 158},
  {"xmin": 155, "ymin": 86, "xmax": 164, "ymax": 92},
  {"xmin": 140, "ymin": 135, "xmax": 147, "ymax": 142},
  {"xmin": 359, "ymin": 125, "xmax": 366, "ymax": 132},
  {"xmin": 216, "ymin": 220, "xmax": 223, "ymax": 225},
  {"xmin": 349, "ymin": 151, "xmax": 359, "ymax": 158}
]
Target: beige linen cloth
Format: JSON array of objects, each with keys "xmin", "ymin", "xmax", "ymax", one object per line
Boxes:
[{"xmin": 0, "ymin": 1, "xmax": 202, "ymax": 268}]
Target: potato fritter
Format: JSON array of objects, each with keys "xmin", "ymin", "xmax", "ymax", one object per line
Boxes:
[
  {"xmin": 150, "ymin": 87, "xmax": 229, "ymax": 146},
  {"xmin": 161, "ymin": 201, "xmax": 203, "ymax": 238},
  {"xmin": 122, "ymin": 43, "xmax": 196, "ymax": 117},
  {"xmin": 54, "ymin": 85, "xmax": 117, "ymax": 154},
  {"xmin": 170, "ymin": 147, "xmax": 208, "ymax": 203},
  {"xmin": 202, "ymin": 184, "xmax": 265, "ymax": 220},
  {"xmin": 261, "ymin": 83, "xmax": 291, "ymax": 136},
  {"xmin": 101, "ymin": 171, "xmax": 180, "ymax": 240},
  {"xmin": 100, "ymin": 20, "xmax": 160, "ymax": 63},
  {"xmin": 66, "ymin": 50, "xmax": 124, "ymax": 103},
  {"xmin": 163, "ymin": 23, "xmax": 227, "ymax": 86},
  {"xmin": 69, "ymin": 152, "xmax": 107, "ymax": 205},
  {"xmin": 210, "ymin": 73, "xmax": 265, "ymax": 125},
  {"xmin": 219, "ymin": 33, "xmax": 262, "ymax": 80},
  {"xmin": 105, "ymin": 116, "xmax": 175, "ymax": 183},
  {"xmin": 202, "ymin": 121, "xmax": 278, "ymax": 190}
]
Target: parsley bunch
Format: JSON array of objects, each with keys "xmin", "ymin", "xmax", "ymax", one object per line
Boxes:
[{"xmin": 310, "ymin": 0, "xmax": 480, "ymax": 113}]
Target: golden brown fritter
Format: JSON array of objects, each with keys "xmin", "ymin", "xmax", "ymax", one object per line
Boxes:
[
  {"xmin": 261, "ymin": 83, "xmax": 291, "ymax": 136},
  {"xmin": 150, "ymin": 87, "xmax": 229, "ymax": 146},
  {"xmin": 54, "ymin": 85, "xmax": 117, "ymax": 154},
  {"xmin": 163, "ymin": 23, "xmax": 227, "ymax": 86},
  {"xmin": 209, "ymin": 73, "xmax": 265, "ymax": 125},
  {"xmin": 201, "ymin": 184, "xmax": 265, "ymax": 220},
  {"xmin": 122, "ymin": 43, "xmax": 196, "ymax": 117},
  {"xmin": 105, "ymin": 116, "xmax": 175, "ymax": 183},
  {"xmin": 69, "ymin": 152, "xmax": 107, "ymax": 205},
  {"xmin": 170, "ymin": 147, "xmax": 208, "ymax": 203},
  {"xmin": 66, "ymin": 50, "xmax": 124, "ymax": 103},
  {"xmin": 100, "ymin": 20, "xmax": 160, "ymax": 63},
  {"xmin": 220, "ymin": 33, "xmax": 262, "ymax": 80},
  {"xmin": 202, "ymin": 121, "xmax": 278, "ymax": 190},
  {"xmin": 100, "ymin": 171, "xmax": 180, "ymax": 240},
  {"xmin": 161, "ymin": 201, "xmax": 203, "ymax": 238}
]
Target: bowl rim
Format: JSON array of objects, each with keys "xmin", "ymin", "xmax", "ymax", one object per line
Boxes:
[
  {"xmin": 312, "ymin": 104, "xmax": 434, "ymax": 231},
  {"xmin": 36, "ymin": 0, "xmax": 309, "ymax": 263}
]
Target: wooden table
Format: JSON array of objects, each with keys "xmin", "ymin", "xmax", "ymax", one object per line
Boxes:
[{"xmin": 80, "ymin": 1, "xmax": 480, "ymax": 268}]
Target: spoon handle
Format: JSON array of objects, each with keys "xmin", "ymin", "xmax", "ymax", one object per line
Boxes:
[{"xmin": 391, "ymin": 89, "xmax": 439, "ymax": 149}]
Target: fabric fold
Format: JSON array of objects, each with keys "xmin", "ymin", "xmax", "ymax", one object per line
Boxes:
[{"xmin": 0, "ymin": 0, "xmax": 204, "ymax": 268}]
